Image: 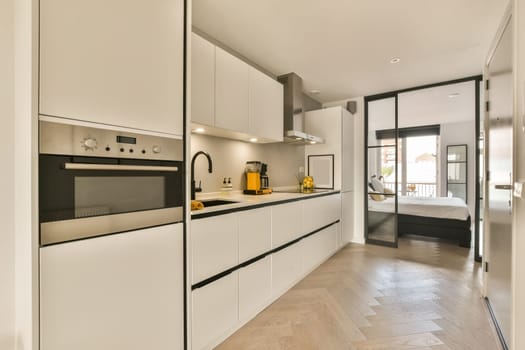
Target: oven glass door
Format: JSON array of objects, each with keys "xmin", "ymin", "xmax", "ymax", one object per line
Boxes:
[{"xmin": 39, "ymin": 155, "xmax": 183, "ymax": 245}]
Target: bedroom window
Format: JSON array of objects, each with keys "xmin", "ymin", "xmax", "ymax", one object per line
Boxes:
[{"xmin": 377, "ymin": 126, "xmax": 440, "ymax": 198}]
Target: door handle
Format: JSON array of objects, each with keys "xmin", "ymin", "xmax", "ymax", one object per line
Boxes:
[{"xmin": 495, "ymin": 184, "xmax": 512, "ymax": 190}]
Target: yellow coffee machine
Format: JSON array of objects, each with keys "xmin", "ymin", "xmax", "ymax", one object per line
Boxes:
[{"xmin": 243, "ymin": 161, "xmax": 272, "ymax": 195}]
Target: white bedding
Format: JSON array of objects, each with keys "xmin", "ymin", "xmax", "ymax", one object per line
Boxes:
[{"xmin": 368, "ymin": 196, "xmax": 470, "ymax": 221}]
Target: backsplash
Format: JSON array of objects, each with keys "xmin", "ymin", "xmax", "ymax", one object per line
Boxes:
[{"xmin": 191, "ymin": 134, "xmax": 305, "ymax": 193}]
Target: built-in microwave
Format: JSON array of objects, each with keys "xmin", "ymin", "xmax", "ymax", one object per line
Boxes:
[{"xmin": 39, "ymin": 120, "xmax": 184, "ymax": 246}]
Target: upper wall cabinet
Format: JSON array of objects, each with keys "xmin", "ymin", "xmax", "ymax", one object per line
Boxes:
[
  {"xmin": 191, "ymin": 33, "xmax": 283, "ymax": 143},
  {"xmin": 249, "ymin": 68, "xmax": 284, "ymax": 142},
  {"xmin": 40, "ymin": 0, "xmax": 184, "ymax": 137},
  {"xmin": 191, "ymin": 33, "xmax": 215, "ymax": 126},
  {"xmin": 215, "ymin": 46, "xmax": 250, "ymax": 133}
]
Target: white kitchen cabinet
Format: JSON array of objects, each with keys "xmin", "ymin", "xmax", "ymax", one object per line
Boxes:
[
  {"xmin": 192, "ymin": 214, "xmax": 238, "ymax": 284},
  {"xmin": 249, "ymin": 68, "xmax": 284, "ymax": 142},
  {"xmin": 215, "ymin": 46, "xmax": 250, "ymax": 133},
  {"xmin": 305, "ymin": 107, "xmax": 354, "ymax": 191},
  {"xmin": 40, "ymin": 0, "xmax": 184, "ymax": 136},
  {"xmin": 303, "ymin": 194, "xmax": 341, "ymax": 234},
  {"xmin": 40, "ymin": 224, "xmax": 184, "ymax": 350},
  {"xmin": 238, "ymin": 207, "xmax": 271, "ymax": 263},
  {"xmin": 271, "ymin": 201, "xmax": 303, "ymax": 247},
  {"xmin": 271, "ymin": 243, "xmax": 303, "ymax": 298},
  {"xmin": 238, "ymin": 257, "xmax": 272, "ymax": 321},
  {"xmin": 341, "ymin": 191, "xmax": 354, "ymax": 244},
  {"xmin": 192, "ymin": 272, "xmax": 238, "ymax": 350},
  {"xmin": 302, "ymin": 224, "xmax": 338, "ymax": 274},
  {"xmin": 191, "ymin": 33, "xmax": 215, "ymax": 126}
]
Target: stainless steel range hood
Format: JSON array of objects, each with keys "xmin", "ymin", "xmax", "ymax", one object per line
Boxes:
[{"xmin": 277, "ymin": 73, "xmax": 324, "ymax": 144}]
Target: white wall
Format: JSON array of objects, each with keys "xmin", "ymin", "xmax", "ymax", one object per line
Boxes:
[
  {"xmin": 0, "ymin": 0, "xmax": 16, "ymax": 348},
  {"xmin": 512, "ymin": 0, "xmax": 525, "ymax": 348},
  {"xmin": 323, "ymin": 97, "xmax": 365, "ymax": 244},
  {"xmin": 191, "ymin": 134, "xmax": 305, "ymax": 193},
  {"xmin": 440, "ymin": 120, "xmax": 477, "ymax": 220}
]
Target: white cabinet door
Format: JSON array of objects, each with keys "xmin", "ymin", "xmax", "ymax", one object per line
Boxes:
[
  {"xmin": 191, "ymin": 33, "xmax": 215, "ymax": 126},
  {"xmin": 215, "ymin": 47, "xmax": 249, "ymax": 133},
  {"xmin": 271, "ymin": 243, "xmax": 303, "ymax": 298},
  {"xmin": 192, "ymin": 214, "xmax": 238, "ymax": 284},
  {"xmin": 238, "ymin": 257, "xmax": 272, "ymax": 321},
  {"xmin": 40, "ymin": 224, "xmax": 184, "ymax": 350},
  {"xmin": 238, "ymin": 207, "xmax": 271, "ymax": 263},
  {"xmin": 302, "ymin": 224, "xmax": 338, "ymax": 274},
  {"xmin": 341, "ymin": 191, "xmax": 354, "ymax": 244},
  {"xmin": 192, "ymin": 272, "xmax": 238, "ymax": 350},
  {"xmin": 40, "ymin": 0, "xmax": 184, "ymax": 136},
  {"xmin": 341, "ymin": 109, "xmax": 354, "ymax": 192},
  {"xmin": 249, "ymin": 68, "xmax": 283, "ymax": 142},
  {"xmin": 303, "ymin": 194, "xmax": 341, "ymax": 233},
  {"xmin": 271, "ymin": 201, "xmax": 303, "ymax": 247}
]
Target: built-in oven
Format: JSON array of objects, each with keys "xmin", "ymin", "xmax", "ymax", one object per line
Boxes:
[{"xmin": 39, "ymin": 120, "xmax": 184, "ymax": 246}]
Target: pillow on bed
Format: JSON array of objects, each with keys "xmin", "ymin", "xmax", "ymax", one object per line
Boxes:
[
  {"xmin": 384, "ymin": 188, "xmax": 395, "ymax": 197},
  {"xmin": 368, "ymin": 188, "xmax": 385, "ymax": 201},
  {"xmin": 371, "ymin": 177, "xmax": 385, "ymax": 194}
]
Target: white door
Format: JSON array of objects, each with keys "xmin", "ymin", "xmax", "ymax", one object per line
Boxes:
[
  {"xmin": 485, "ymin": 15, "xmax": 513, "ymax": 344},
  {"xmin": 40, "ymin": 224, "xmax": 184, "ymax": 350}
]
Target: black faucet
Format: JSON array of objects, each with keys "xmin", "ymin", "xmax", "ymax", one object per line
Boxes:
[{"xmin": 191, "ymin": 151, "xmax": 213, "ymax": 200}]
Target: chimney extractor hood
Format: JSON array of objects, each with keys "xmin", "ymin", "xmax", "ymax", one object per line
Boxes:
[{"xmin": 277, "ymin": 73, "xmax": 324, "ymax": 144}]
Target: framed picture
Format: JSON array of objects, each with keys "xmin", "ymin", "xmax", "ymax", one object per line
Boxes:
[{"xmin": 307, "ymin": 154, "xmax": 334, "ymax": 189}]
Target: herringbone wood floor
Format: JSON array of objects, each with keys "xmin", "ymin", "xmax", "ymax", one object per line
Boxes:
[{"xmin": 217, "ymin": 236, "xmax": 501, "ymax": 350}]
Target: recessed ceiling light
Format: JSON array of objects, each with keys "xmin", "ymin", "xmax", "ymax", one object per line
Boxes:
[
  {"xmin": 310, "ymin": 89, "xmax": 321, "ymax": 95},
  {"xmin": 249, "ymin": 138, "xmax": 258, "ymax": 143},
  {"xmin": 309, "ymin": 141, "xmax": 317, "ymax": 144},
  {"xmin": 390, "ymin": 57, "xmax": 401, "ymax": 64},
  {"xmin": 194, "ymin": 127, "xmax": 205, "ymax": 133},
  {"xmin": 295, "ymin": 137, "xmax": 302, "ymax": 140},
  {"xmin": 448, "ymin": 93, "xmax": 460, "ymax": 98}
]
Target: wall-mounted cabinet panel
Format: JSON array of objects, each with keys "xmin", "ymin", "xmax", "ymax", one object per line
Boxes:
[
  {"xmin": 215, "ymin": 47, "xmax": 250, "ymax": 133},
  {"xmin": 238, "ymin": 208, "xmax": 271, "ymax": 263},
  {"xmin": 238, "ymin": 257, "xmax": 271, "ymax": 321},
  {"xmin": 191, "ymin": 214, "xmax": 238, "ymax": 284},
  {"xmin": 249, "ymin": 68, "xmax": 284, "ymax": 141},
  {"xmin": 192, "ymin": 272, "xmax": 238, "ymax": 350},
  {"xmin": 191, "ymin": 33, "xmax": 215, "ymax": 126},
  {"xmin": 40, "ymin": 0, "xmax": 184, "ymax": 136}
]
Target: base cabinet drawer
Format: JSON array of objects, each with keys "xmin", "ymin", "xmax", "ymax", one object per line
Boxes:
[
  {"xmin": 303, "ymin": 194, "xmax": 341, "ymax": 233},
  {"xmin": 271, "ymin": 243, "xmax": 303, "ymax": 298},
  {"xmin": 238, "ymin": 208, "xmax": 271, "ymax": 263},
  {"xmin": 192, "ymin": 272, "xmax": 239, "ymax": 350},
  {"xmin": 191, "ymin": 214, "xmax": 238, "ymax": 284},
  {"xmin": 302, "ymin": 224, "xmax": 338, "ymax": 273},
  {"xmin": 239, "ymin": 257, "xmax": 272, "ymax": 321},
  {"xmin": 271, "ymin": 201, "xmax": 303, "ymax": 247}
]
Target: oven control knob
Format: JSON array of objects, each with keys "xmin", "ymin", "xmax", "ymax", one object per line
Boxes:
[
  {"xmin": 152, "ymin": 145, "xmax": 161, "ymax": 154},
  {"xmin": 81, "ymin": 138, "xmax": 98, "ymax": 151}
]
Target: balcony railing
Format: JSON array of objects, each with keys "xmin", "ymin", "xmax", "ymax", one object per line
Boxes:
[{"xmin": 383, "ymin": 182, "xmax": 437, "ymax": 197}]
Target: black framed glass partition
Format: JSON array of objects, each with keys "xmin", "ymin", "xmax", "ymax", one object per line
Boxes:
[{"xmin": 365, "ymin": 95, "xmax": 398, "ymax": 247}]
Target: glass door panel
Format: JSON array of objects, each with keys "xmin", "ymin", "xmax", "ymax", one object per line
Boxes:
[{"xmin": 366, "ymin": 96, "xmax": 397, "ymax": 247}]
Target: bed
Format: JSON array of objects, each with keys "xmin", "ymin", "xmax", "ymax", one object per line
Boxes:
[{"xmin": 367, "ymin": 195, "xmax": 472, "ymax": 247}]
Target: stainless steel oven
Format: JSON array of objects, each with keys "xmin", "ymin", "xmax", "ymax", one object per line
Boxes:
[{"xmin": 39, "ymin": 120, "xmax": 184, "ymax": 246}]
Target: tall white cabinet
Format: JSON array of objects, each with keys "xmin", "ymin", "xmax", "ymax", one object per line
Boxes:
[
  {"xmin": 305, "ymin": 106, "xmax": 355, "ymax": 244},
  {"xmin": 39, "ymin": 0, "xmax": 184, "ymax": 136},
  {"xmin": 40, "ymin": 224, "xmax": 184, "ymax": 350}
]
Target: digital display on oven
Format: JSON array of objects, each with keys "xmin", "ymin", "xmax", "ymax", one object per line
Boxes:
[{"xmin": 117, "ymin": 136, "xmax": 137, "ymax": 144}]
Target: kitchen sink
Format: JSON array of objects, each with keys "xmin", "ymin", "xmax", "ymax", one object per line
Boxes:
[{"xmin": 200, "ymin": 199, "xmax": 240, "ymax": 207}]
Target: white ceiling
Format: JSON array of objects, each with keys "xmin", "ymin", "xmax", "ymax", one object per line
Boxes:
[{"xmin": 192, "ymin": 0, "xmax": 507, "ymax": 102}]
